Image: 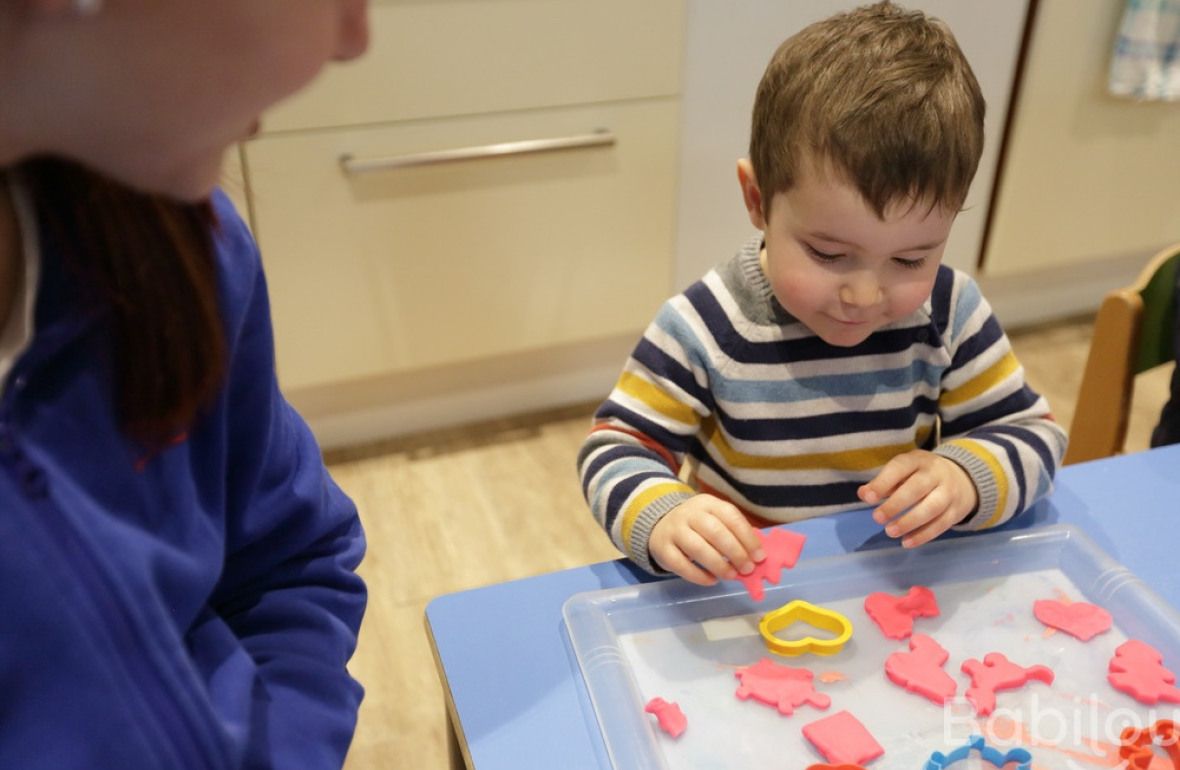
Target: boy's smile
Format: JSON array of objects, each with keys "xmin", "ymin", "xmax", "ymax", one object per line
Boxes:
[{"xmin": 738, "ymin": 158, "xmax": 957, "ymax": 347}]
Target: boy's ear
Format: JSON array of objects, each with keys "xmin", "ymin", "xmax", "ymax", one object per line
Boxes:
[{"xmin": 736, "ymin": 159, "xmax": 767, "ymax": 230}]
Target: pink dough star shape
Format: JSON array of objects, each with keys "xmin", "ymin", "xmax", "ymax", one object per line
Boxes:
[
  {"xmin": 960, "ymin": 652, "xmax": 1054, "ymax": 716},
  {"xmin": 735, "ymin": 527, "xmax": 806, "ymax": 601},
  {"xmin": 734, "ymin": 657, "xmax": 831, "ymax": 716}
]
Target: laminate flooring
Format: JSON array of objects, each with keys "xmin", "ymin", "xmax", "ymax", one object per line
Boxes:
[{"xmin": 331, "ymin": 314, "xmax": 1174, "ymax": 769}]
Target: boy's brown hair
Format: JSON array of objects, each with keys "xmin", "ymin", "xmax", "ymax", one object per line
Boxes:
[{"xmin": 749, "ymin": 1, "xmax": 985, "ymax": 218}]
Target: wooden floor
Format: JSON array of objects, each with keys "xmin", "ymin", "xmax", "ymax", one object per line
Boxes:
[{"xmin": 329, "ymin": 315, "xmax": 1174, "ymax": 769}]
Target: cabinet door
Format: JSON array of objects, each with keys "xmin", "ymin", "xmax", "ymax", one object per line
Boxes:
[
  {"xmin": 982, "ymin": 0, "xmax": 1180, "ymax": 276},
  {"xmin": 263, "ymin": 0, "xmax": 684, "ymax": 133},
  {"xmin": 246, "ymin": 99, "xmax": 679, "ymax": 391}
]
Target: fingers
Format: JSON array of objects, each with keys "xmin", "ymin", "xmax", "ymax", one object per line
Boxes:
[
  {"xmin": 683, "ymin": 527, "xmax": 740, "ymax": 581},
  {"xmin": 653, "ymin": 542, "xmax": 722, "ymax": 586},
  {"xmin": 898, "ymin": 512, "xmax": 955, "ymax": 548},
  {"xmin": 862, "ymin": 452, "xmax": 978, "ymax": 547},
  {"xmin": 649, "ymin": 495, "xmax": 767, "ymax": 584},
  {"xmin": 874, "ymin": 474, "xmax": 938, "ymax": 528},
  {"xmin": 727, "ymin": 510, "xmax": 767, "ymax": 563},
  {"xmin": 697, "ymin": 505, "xmax": 763, "ymax": 574},
  {"xmin": 859, "ymin": 452, "xmax": 920, "ymax": 507},
  {"xmin": 882, "ymin": 488, "xmax": 957, "ymax": 547},
  {"xmin": 863, "ymin": 452, "xmax": 929, "ymax": 526}
]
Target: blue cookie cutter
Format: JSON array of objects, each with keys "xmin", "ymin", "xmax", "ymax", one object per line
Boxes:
[{"xmin": 924, "ymin": 735, "xmax": 1032, "ymax": 770}]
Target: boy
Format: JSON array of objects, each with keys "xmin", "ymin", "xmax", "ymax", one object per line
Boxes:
[{"xmin": 577, "ymin": 1, "xmax": 1067, "ymax": 586}]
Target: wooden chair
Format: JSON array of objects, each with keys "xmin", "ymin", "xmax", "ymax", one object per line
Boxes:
[{"xmin": 1064, "ymin": 243, "xmax": 1180, "ymax": 465}]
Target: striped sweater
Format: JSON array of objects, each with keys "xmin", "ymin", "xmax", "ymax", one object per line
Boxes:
[{"xmin": 577, "ymin": 237, "xmax": 1067, "ymax": 574}]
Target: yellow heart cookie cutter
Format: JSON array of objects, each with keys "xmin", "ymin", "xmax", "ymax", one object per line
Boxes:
[{"xmin": 759, "ymin": 599, "xmax": 853, "ymax": 657}]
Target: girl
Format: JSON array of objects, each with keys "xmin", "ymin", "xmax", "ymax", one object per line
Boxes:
[{"xmin": 0, "ymin": 1, "xmax": 371, "ymax": 767}]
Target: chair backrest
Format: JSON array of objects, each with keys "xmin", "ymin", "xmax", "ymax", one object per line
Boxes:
[
  {"xmin": 1133, "ymin": 247, "xmax": 1177, "ymax": 374},
  {"xmin": 1064, "ymin": 243, "xmax": 1180, "ymax": 465}
]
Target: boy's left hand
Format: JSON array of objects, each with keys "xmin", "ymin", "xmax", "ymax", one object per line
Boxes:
[{"xmin": 857, "ymin": 450, "xmax": 978, "ymax": 548}]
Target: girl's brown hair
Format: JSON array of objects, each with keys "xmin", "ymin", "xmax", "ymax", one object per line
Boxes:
[
  {"xmin": 22, "ymin": 157, "xmax": 226, "ymax": 448},
  {"xmin": 749, "ymin": 1, "xmax": 986, "ymax": 218}
]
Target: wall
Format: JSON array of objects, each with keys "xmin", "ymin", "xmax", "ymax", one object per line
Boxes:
[{"xmin": 979, "ymin": 0, "xmax": 1180, "ymax": 323}]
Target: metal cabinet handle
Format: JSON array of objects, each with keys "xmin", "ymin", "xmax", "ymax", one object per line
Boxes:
[{"xmin": 338, "ymin": 129, "xmax": 616, "ymax": 175}]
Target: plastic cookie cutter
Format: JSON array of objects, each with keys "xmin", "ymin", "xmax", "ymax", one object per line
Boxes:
[
  {"xmin": 924, "ymin": 734, "xmax": 1032, "ymax": 770},
  {"xmin": 1119, "ymin": 719, "xmax": 1180, "ymax": 770},
  {"xmin": 758, "ymin": 599, "xmax": 852, "ymax": 657}
]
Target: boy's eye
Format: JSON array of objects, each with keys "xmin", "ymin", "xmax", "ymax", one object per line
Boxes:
[
  {"xmin": 893, "ymin": 257, "xmax": 926, "ymax": 270},
  {"xmin": 805, "ymin": 243, "xmax": 844, "ymax": 262}
]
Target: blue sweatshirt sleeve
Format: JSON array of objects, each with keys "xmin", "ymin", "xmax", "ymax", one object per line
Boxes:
[{"xmin": 206, "ymin": 193, "xmax": 366, "ymax": 769}]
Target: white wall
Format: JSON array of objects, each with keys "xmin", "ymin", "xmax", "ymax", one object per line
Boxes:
[
  {"xmin": 674, "ymin": 0, "xmax": 1031, "ymax": 290},
  {"xmin": 983, "ymin": 0, "xmax": 1180, "ymax": 278}
]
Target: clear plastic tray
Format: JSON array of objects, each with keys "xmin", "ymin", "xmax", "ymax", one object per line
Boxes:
[{"xmin": 562, "ymin": 524, "xmax": 1180, "ymax": 769}]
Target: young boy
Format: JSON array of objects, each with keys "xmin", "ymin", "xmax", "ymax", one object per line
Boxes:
[{"xmin": 577, "ymin": 1, "xmax": 1067, "ymax": 586}]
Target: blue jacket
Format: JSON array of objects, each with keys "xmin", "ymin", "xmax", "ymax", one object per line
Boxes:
[{"xmin": 0, "ymin": 191, "xmax": 366, "ymax": 768}]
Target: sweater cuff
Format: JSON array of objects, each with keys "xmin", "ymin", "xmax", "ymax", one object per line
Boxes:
[
  {"xmin": 626, "ymin": 491, "xmax": 696, "ymax": 575},
  {"xmin": 936, "ymin": 443, "xmax": 999, "ymax": 531}
]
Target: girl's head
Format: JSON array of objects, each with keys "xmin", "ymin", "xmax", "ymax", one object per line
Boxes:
[
  {"xmin": 0, "ymin": 0, "xmax": 369, "ymax": 448},
  {"xmin": 1, "ymin": 0, "xmax": 369, "ymax": 200}
]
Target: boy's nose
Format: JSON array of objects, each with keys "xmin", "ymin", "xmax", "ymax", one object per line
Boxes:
[{"xmin": 839, "ymin": 276, "xmax": 882, "ymax": 308}]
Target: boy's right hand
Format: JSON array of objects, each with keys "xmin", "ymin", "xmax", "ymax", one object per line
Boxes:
[{"xmin": 649, "ymin": 494, "xmax": 766, "ymax": 586}]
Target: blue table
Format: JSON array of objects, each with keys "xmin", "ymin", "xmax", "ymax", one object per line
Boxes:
[{"xmin": 425, "ymin": 445, "xmax": 1180, "ymax": 769}]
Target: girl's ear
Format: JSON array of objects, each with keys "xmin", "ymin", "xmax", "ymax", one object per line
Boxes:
[{"xmin": 736, "ymin": 159, "xmax": 767, "ymax": 231}]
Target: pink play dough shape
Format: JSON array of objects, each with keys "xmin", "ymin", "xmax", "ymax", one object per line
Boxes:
[
  {"xmin": 1108, "ymin": 640, "xmax": 1180, "ymax": 705},
  {"xmin": 960, "ymin": 652, "xmax": 1055, "ymax": 716},
  {"xmin": 734, "ymin": 658, "xmax": 831, "ymax": 716},
  {"xmin": 736, "ymin": 528, "xmax": 806, "ymax": 601},
  {"xmin": 884, "ymin": 633, "xmax": 958, "ymax": 705},
  {"xmin": 644, "ymin": 697, "xmax": 687, "ymax": 738},
  {"xmin": 802, "ymin": 710, "xmax": 885, "ymax": 766},
  {"xmin": 864, "ymin": 586, "xmax": 939, "ymax": 639},
  {"xmin": 1033, "ymin": 598, "xmax": 1112, "ymax": 641}
]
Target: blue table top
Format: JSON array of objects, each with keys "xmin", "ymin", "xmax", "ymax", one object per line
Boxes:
[{"xmin": 424, "ymin": 445, "xmax": 1180, "ymax": 769}]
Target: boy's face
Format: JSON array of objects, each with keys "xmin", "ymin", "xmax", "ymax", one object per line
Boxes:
[{"xmin": 737, "ymin": 159, "xmax": 956, "ymax": 347}]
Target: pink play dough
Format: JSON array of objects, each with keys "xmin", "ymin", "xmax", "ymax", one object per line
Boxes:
[
  {"xmin": 1033, "ymin": 598, "xmax": 1112, "ymax": 641},
  {"xmin": 1108, "ymin": 640, "xmax": 1180, "ymax": 705},
  {"xmin": 735, "ymin": 528, "xmax": 806, "ymax": 601},
  {"xmin": 802, "ymin": 710, "xmax": 884, "ymax": 766},
  {"xmin": 734, "ymin": 658, "xmax": 831, "ymax": 716},
  {"xmin": 644, "ymin": 697, "xmax": 687, "ymax": 738},
  {"xmin": 864, "ymin": 586, "xmax": 939, "ymax": 639},
  {"xmin": 884, "ymin": 633, "xmax": 957, "ymax": 705},
  {"xmin": 960, "ymin": 652, "xmax": 1055, "ymax": 716}
]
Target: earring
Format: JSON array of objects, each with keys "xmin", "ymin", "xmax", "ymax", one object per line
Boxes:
[{"xmin": 72, "ymin": 0, "xmax": 102, "ymax": 16}]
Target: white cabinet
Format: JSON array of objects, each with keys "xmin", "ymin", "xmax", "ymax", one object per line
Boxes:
[
  {"xmin": 235, "ymin": 1, "xmax": 686, "ymax": 444},
  {"xmin": 248, "ymin": 101, "xmax": 679, "ymax": 391},
  {"xmin": 261, "ymin": 1, "xmax": 684, "ymax": 132},
  {"xmin": 964, "ymin": 0, "xmax": 1180, "ymax": 327},
  {"xmin": 981, "ymin": 0, "xmax": 1180, "ymax": 278}
]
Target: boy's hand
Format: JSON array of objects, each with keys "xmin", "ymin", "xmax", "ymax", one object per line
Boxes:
[
  {"xmin": 858, "ymin": 450, "xmax": 978, "ymax": 548},
  {"xmin": 649, "ymin": 494, "xmax": 765, "ymax": 586}
]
